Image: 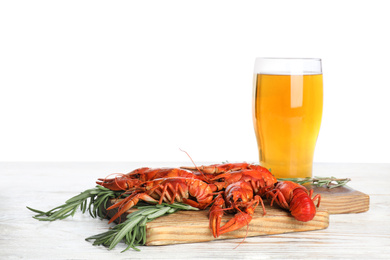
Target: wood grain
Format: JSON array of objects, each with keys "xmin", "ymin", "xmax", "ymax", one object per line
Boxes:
[
  {"xmin": 146, "ymin": 206, "xmax": 329, "ymax": 246},
  {"xmin": 104, "ymin": 200, "xmax": 329, "ymax": 246},
  {"xmin": 308, "ymin": 185, "xmax": 370, "ymax": 214}
]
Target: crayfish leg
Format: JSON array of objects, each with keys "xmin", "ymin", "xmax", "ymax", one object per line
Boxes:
[
  {"xmin": 256, "ymin": 195, "xmax": 266, "ymax": 216},
  {"xmin": 181, "ymin": 198, "xmax": 204, "ymax": 209},
  {"xmin": 157, "ymin": 181, "xmax": 186, "ymax": 204},
  {"xmin": 267, "ymin": 189, "xmax": 289, "ymax": 209},
  {"xmin": 308, "ymin": 189, "xmax": 321, "ymax": 207}
]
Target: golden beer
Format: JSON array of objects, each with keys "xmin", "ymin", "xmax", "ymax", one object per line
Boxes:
[{"xmin": 253, "ymin": 64, "xmax": 323, "ymax": 178}]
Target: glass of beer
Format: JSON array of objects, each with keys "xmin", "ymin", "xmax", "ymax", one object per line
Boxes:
[{"xmin": 252, "ymin": 58, "xmax": 323, "ymax": 178}]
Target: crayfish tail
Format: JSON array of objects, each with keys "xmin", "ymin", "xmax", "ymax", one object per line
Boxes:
[{"xmin": 289, "ymin": 188, "xmax": 317, "ymax": 222}]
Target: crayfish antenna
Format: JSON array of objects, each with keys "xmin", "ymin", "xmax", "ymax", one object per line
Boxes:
[
  {"xmin": 232, "ymin": 206, "xmax": 251, "ymax": 249},
  {"xmin": 179, "ymin": 148, "xmax": 211, "ymax": 183}
]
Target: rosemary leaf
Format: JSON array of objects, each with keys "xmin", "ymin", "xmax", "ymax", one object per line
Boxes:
[
  {"xmin": 147, "ymin": 206, "xmax": 172, "ymax": 219},
  {"xmin": 27, "ymin": 186, "xmax": 122, "ymax": 221},
  {"xmin": 109, "ymin": 215, "xmax": 144, "ymax": 250},
  {"xmin": 127, "ymin": 225, "xmax": 139, "ymax": 252},
  {"xmin": 26, "ymin": 207, "xmax": 47, "ymax": 215},
  {"xmin": 139, "ymin": 208, "xmax": 160, "ymax": 216},
  {"xmin": 86, "ymin": 202, "xmax": 198, "ymax": 252}
]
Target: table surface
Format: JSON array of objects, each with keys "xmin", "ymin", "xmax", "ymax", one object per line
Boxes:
[{"xmin": 1, "ymin": 162, "xmax": 389, "ymax": 260}]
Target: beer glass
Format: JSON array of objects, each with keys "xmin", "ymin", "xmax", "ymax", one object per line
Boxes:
[{"xmin": 253, "ymin": 58, "xmax": 323, "ymax": 178}]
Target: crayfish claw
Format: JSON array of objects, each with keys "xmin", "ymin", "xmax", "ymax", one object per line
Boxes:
[
  {"xmin": 208, "ymin": 194, "xmax": 226, "ymax": 238},
  {"xmin": 218, "ymin": 211, "xmax": 253, "ymax": 237}
]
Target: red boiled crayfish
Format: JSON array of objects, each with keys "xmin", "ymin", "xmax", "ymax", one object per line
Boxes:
[
  {"xmin": 267, "ymin": 180, "xmax": 321, "ymax": 222},
  {"xmin": 97, "ymin": 168, "xmax": 215, "ymax": 223},
  {"xmin": 182, "ymin": 163, "xmax": 321, "ymax": 237},
  {"xmin": 209, "ymin": 181, "xmax": 262, "ymax": 237},
  {"xmin": 96, "ymin": 167, "xmax": 205, "ymax": 191}
]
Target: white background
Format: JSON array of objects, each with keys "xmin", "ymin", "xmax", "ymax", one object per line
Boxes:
[{"xmin": 1, "ymin": 0, "xmax": 389, "ymax": 163}]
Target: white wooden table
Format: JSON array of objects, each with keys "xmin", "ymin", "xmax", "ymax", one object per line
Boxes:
[{"xmin": 1, "ymin": 162, "xmax": 389, "ymax": 259}]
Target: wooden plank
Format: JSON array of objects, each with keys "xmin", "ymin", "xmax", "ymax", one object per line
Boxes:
[
  {"xmin": 145, "ymin": 206, "xmax": 329, "ymax": 246},
  {"xmin": 103, "ymin": 201, "xmax": 329, "ymax": 246},
  {"xmin": 308, "ymin": 185, "xmax": 370, "ymax": 214}
]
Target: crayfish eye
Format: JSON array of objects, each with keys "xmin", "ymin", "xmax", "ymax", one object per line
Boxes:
[
  {"xmin": 134, "ymin": 174, "xmax": 140, "ymax": 178},
  {"xmin": 217, "ymin": 178, "xmax": 224, "ymax": 182},
  {"xmin": 237, "ymin": 198, "xmax": 242, "ymax": 202}
]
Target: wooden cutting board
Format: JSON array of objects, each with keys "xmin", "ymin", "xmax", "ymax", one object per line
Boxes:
[
  {"xmin": 104, "ymin": 202, "xmax": 329, "ymax": 246},
  {"xmin": 103, "ymin": 186, "xmax": 368, "ymax": 246}
]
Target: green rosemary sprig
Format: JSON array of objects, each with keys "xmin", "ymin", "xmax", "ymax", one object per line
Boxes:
[
  {"xmin": 278, "ymin": 176, "xmax": 351, "ymax": 189},
  {"xmin": 27, "ymin": 186, "xmax": 199, "ymax": 252},
  {"xmin": 86, "ymin": 202, "xmax": 199, "ymax": 252},
  {"xmin": 27, "ymin": 185, "xmax": 123, "ymax": 221}
]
